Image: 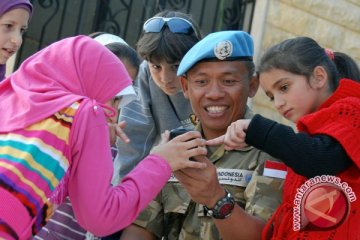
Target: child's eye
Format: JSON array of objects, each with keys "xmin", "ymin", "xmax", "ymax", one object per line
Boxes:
[
  {"xmin": 266, "ymin": 93, "xmax": 274, "ymax": 102},
  {"xmin": 280, "ymin": 84, "xmax": 289, "ymax": 92},
  {"xmin": 151, "ymin": 64, "xmax": 161, "ymax": 70},
  {"xmin": 171, "ymin": 64, "xmax": 179, "ymax": 71},
  {"xmin": 1, "ymin": 24, "xmax": 12, "ymax": 30}
]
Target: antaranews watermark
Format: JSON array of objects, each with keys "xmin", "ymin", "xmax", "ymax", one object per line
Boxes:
[{"xmin": 293, "ymin": 175, "xmax": 356, "ymax": 231}]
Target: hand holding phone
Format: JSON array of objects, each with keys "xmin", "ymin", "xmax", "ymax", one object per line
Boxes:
[
  {"xmin": 169, "ymin": 127, "xmax": 190, "ymax": 140},
  {"xmin": 169, "ymin": 127, "xmax": 203, "ymax": 161}
]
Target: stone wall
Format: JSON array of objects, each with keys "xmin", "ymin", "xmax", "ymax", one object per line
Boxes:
[{"xmin": 251, "ymin": 0, "xmax": 360, "ymax": 125}]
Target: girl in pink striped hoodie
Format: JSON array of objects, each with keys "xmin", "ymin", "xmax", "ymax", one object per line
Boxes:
[{"xmin": 0, "ymin": 35, "xmax": 206, "ymax": 239}]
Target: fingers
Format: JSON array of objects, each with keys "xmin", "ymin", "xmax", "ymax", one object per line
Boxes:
[
  {"xmin": 205, "ymin": 120, "xmax": 249, "ymax": 149},
  {"xmin": 175, "ymin": 163, "xmax": 224, "ymax": 206},
  {"xmin": 115, "ymin": 124, "xmax": 130, "ymax": 144},
  {"xmin": 166, "ymin": 130, "xmax": 207, "ymax": 157},
  {"xmin": 210, "ymin": 120, "xmax": 249, "ymax": 150},
  {"xmin": 222, "ymin": 123, "xmax": 241, "ymax": 150},
  {"xmin": 170, "ymin": 130, "xmax": 202, "ymax": 142},
  {"xmin": 159, "ymin": 130, "xmax": 170, "ymax": 145},
  {"xmin": 181, "ymin": 160, "xmax": 207, "ymax": 170},
  {"xmin": 232, "ymin": 121, "xmax": 246, "ymax": 138},
  {"xmin": 118, "ymin": 120, "xmax": 126, "ymax": 129},
  {"xmin": 191, "ymin": 155, "xmax": 209, "ymax": 163},
  {"xmin": 153, "ymin": 130, "xmax": 209, "ymax": 172},
  {"xmin": 206, "ymin": 135, "xmax": 224, "ymax": 146},
  {"xmin": 187, "ymin": 145, "xmax": 207, "ymax": 159},
  {"xmin": 174, "ymin": 170, "xmax": 201, "ymax": 193},
  {"xmin": 184, "ymin": 135, "xmax": 205, "ymax": 147}
]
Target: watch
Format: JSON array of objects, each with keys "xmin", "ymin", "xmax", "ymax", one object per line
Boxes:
[{"xmin": 204, "ymin": 190, "xmax": 235, "ymax": 219}]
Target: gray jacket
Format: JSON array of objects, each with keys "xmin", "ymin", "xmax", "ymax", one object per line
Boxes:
[{"xmin": 113, "ymin": 61, "xmax": 193, "ymax": 183}]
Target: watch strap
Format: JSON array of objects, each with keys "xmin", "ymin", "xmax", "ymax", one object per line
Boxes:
[{"xmin": 204, "ymin": 190, "xmax": 235, "ymax": 219}]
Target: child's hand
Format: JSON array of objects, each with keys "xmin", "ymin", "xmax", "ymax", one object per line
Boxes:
[
  {"xmin": 109, "ymin": 120, "xmax": 130, "ymax": 145},
  {"xmin": 206, "ymin": 119, "xmax": 251, "ymax": 150},
  {"xmin": 115, "ymin": 120, "xmax": 130, "ymax": 144},
  {"xmin": 151, "ymin": 130, "xmax": 207, "ymax": 171}
]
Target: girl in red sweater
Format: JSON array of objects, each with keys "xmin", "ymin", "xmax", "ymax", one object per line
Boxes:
[{"xmin": 207, "ymin": 36, "xmax": 360, "ymax": 239}]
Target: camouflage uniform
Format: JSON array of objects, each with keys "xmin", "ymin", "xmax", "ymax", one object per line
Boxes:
[{"xmin": 134, "ymin": 109, "xmax": 284, "ymax": 240}]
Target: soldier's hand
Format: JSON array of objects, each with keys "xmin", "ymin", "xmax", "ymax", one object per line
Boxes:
[{"xmin": 174, "ymin": 156, "xmax": 225, "ymax": 207}]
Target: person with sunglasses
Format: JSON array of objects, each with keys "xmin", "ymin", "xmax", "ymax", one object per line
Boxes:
[
  {"xmin": 113, "ymin": 10, "xmax": 202, "ymax": 182},
  {"xmin": 120, "ymin": 31, "xmax": 284, "ymax": 240}
]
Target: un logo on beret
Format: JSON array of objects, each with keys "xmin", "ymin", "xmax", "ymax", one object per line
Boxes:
[{"xmin": 214, "ymin": 40, "xmax": 233, "ymax": 60}]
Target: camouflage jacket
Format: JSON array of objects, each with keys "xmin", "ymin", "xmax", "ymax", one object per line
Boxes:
[{"xmin": 134, "ymin": 110, "xmax": 285, "ymax": 240}]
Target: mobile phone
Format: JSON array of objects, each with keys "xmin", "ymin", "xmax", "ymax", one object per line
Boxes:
[{"xmin": 169, "ymin": 127, "xmax": 190, "ymax": 140}]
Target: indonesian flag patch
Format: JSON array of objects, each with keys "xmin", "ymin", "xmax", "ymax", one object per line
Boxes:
[{"xmin": 263, "ymin": 160, "xmax": 287, "ymax": 179}]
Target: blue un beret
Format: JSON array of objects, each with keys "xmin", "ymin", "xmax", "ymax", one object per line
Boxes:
[{"xmin": 177, "ymin": 30, "xmax": 254, "ymax": 76}]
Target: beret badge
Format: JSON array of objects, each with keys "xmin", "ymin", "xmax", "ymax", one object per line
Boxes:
[{"xmin": 214, "ymin": 40, "xmax": 233, "ymax": 60}]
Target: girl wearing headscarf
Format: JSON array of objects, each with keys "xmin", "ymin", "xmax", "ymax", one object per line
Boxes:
[
  {"xmin": 35, "ymin": 32, "xmax": 142, "ymax": 240},
  {"xmin": 0, "ymin": 0, "xmax": 32, "ymax": 81},
  {"xmin": 0, "ymin": 35, "xmax": 206, "ymax": 239}
]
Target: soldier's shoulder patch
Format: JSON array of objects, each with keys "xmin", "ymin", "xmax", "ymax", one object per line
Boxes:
[
  {"xmin": 263, "ymin": 160, "xmax": 287, "ymax": 179},
  {"xmin": 189, "ymin": 114, "xmax": 199, "ymax": 125}
]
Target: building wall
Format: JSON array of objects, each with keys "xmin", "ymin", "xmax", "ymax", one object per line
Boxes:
[{"xmin": 251, "ymin": 0, "xmax": 360, "ymax": 125}]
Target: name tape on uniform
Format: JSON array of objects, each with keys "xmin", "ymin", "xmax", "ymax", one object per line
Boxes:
[{"xmin": 169, "ymin": 169, "xmax": 254, "ymax": 187}]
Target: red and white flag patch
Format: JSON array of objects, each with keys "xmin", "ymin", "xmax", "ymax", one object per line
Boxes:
[{"xmin": 263, "ymin": 160, "xmax": 287, "ymax": 179}]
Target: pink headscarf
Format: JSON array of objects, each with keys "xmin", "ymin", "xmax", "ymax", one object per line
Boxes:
[
  {"xmin": 0, "ymin": 35, "xmax": 132, "ymax": 132},
  {"xmin": 0, "ymin": 0, "xmax": 33, "ymax": 80}
]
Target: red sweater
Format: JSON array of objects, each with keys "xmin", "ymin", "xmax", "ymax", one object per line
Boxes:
[{"xmin": 263, "ymin": 79, "xmax": 360, "ymax": 240}]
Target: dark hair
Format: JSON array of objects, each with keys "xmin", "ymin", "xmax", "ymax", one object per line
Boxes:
[
  {"xmin": 87, "ymin": 31, "xmax": 106, "ymax": 38},
  {"xmin": 258, "ymin": 36, "xmax": 360, "ymax": 91},
  {"xmin": 136, "ymin": 10, "xmax": 202, "ymax": 63},
  {"xmin": 244, "ymin": 61, "xmax": 255, "ymax": 80},
  {"xmin": 106, "ymin": 42, "xmax": 141, "ymax": 74},
  {"xmin": 88, "ymin": 32, "xmax": 141, "ymax": 75},
  {"xmin": 333, "ymin": 51, "xmax": 360, "ymax": 83}
]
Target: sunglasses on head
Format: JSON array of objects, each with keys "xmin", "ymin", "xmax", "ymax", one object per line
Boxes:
[{"xmin": 143, "ymin": 17, "xmax": 196, "ymax": 35}]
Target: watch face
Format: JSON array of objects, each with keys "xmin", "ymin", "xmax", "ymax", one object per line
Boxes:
[
  {"xmin": 204, "ymin": 190, "xmax": 235, "ymax": 219},
  {"xmin": 219, "ymin": 202, "xmax": 234, "ymax": 217}
]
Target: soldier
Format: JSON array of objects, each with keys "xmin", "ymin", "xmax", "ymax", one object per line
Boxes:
[{"xmin": 120, "ymin": 31, "xmax": 285, "ymax": 240}]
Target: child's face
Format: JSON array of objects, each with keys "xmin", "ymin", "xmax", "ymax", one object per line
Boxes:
[
  {"xmin": 259, "ymin": 68, "xmax": 326, "ymax": 123},
  {"xmin": 148, "ymin": 59, "xmax": 182, "ymax": 95},
  {"xmin": 105, "ymin": 98, "xmax": 121, "ymax": 145},
  {"xmin": 0, "ymin": 8, "xmax": 30, "ymax": 64},
  {"xmin": 107, "ymin": 97, "xmax": 121, "ymax": 123}
]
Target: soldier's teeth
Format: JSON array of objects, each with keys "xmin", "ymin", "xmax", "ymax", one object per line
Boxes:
[{"xmin": 206, "ymin": 106, "xmax": 226, "ymax": 113}]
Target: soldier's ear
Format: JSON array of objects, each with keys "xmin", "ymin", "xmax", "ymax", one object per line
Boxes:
[
  {"xmin": 248, "ymin": 75, "xmax": 259, "ymax": 98},
  {"xmin": 180, "ymin": 75, "xmax": 189, "ymax": 99}
]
